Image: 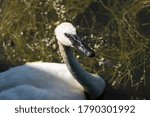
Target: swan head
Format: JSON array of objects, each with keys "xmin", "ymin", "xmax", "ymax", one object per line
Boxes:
[{"xmin": 55, "ymin": 22, "xmax": 95, "ymax": 57}]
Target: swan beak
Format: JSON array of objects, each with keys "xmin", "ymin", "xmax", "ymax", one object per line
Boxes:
[{"xmin": 65, "ymin": 33, "xmax": 95, "ymax": 57}]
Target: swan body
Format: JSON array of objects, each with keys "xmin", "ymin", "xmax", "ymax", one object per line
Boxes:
[
  {"xmin": 0, "ymin": 62, "xmax": 85, "ymax": 99},
  {"xmin": 0, "ymin": 22, "xmax": 105, "ymax": 100}
]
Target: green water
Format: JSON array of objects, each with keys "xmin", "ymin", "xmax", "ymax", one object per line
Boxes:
[{"xmin": 0, "ymin": 0, "xmax": 150, "ymax": 99}]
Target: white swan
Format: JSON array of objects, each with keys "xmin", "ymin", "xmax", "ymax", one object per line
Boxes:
[{"xmin": 0, "ymin": 22, "xmax": 105, "ymax": 100}]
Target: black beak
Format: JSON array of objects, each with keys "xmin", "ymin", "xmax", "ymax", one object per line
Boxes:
[{"xmin": 65, "ymin": 33, "xmax": 95, "ymax": 57}]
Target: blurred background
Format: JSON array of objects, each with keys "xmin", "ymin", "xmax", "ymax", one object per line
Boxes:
[{"xmin": 0, "ymin": 0, "xmax": 150, "ymax": 99}]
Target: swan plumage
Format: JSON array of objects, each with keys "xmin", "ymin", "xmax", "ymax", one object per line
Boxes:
[
  {"xmin": 0, "ymin": 62, "xmax": 85, "ymax": 99},
  {"xmin": 0, "ymin": 22, "xmax": 105, "ymax": 100}
]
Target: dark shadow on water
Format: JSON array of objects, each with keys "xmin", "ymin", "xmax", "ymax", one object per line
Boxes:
[{"xmin": 0, "ymin": 62, "xmax": 10, "ymax": 72}]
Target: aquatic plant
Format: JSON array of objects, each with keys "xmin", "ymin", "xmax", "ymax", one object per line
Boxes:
[
  {"xmin": 73, "ymin": 0, "xmax": 150, "ymax": 90},
  {"xmin": 0, "ymin": 0, "xmax": 150, "ymax": 98}
]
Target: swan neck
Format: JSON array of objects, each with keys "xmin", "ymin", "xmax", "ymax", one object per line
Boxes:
[{"xmin": 58, "ymin": 42, "xmax": 105, "ymax": 99}]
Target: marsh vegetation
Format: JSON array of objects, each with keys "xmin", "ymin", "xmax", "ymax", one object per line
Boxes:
[{"xmin": 0, "ymin": 0, "xmax": 150, "ymax": 99}]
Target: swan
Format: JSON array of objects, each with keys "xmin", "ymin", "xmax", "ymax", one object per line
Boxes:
[{"xmin": 0, "ymin": 22, "xmax": 105, "ymax": 100}]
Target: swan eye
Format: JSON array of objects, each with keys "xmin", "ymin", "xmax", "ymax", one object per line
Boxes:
[
  {"xmin": 65, "ymin": 33, "xmax": 71, "ymax": 38},
  {"xmin": 64, "ymin": 33, "xmax": 76, "ymax": 44},
  {"xmin": 65, "ymin": 33, "xmax": 77, "ymax": 40}
]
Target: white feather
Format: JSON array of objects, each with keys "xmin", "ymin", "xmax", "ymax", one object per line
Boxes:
[
  {"xmin": 0, "ymin": 62, "xmax": 85, "ymax": 99},
  {"xmin": 55, "ymin": 22, "xmax": 76, "ymax": 46}
]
